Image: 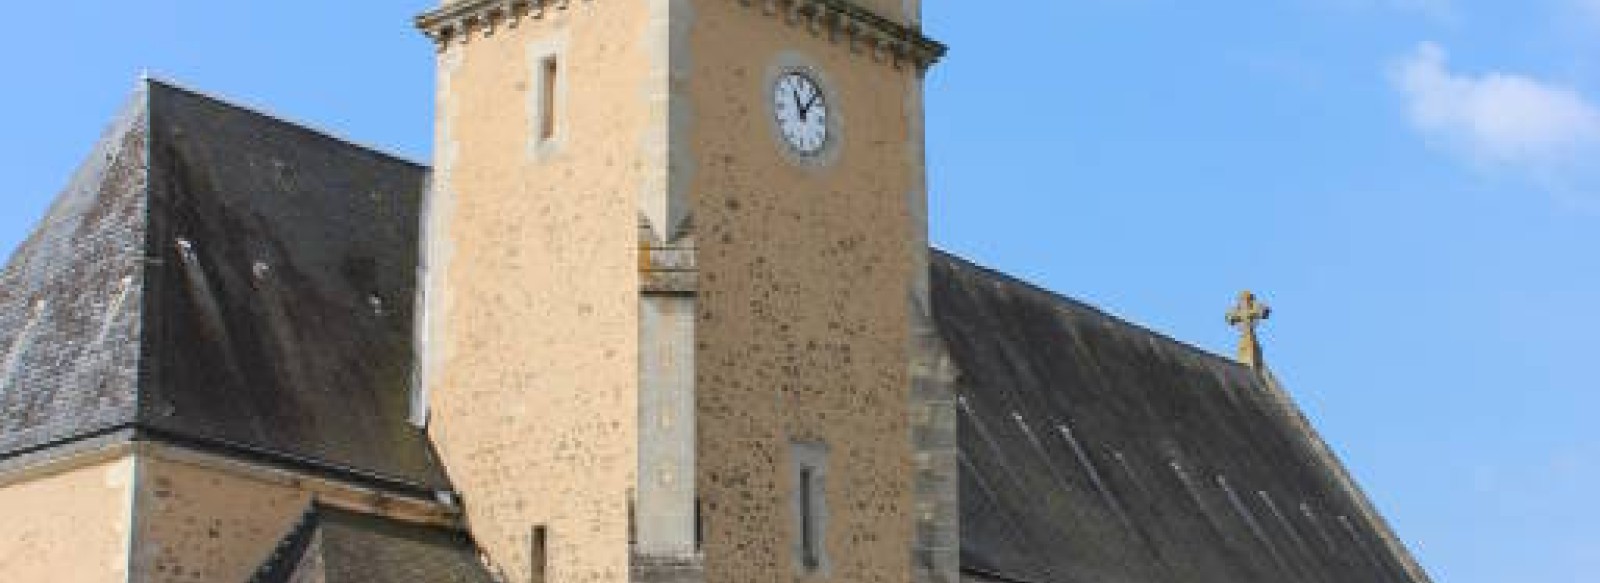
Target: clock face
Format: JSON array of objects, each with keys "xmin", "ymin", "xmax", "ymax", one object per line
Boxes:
[{"xmin": 773, "ymin": 71, "xmax": 830, "ymax": 156}]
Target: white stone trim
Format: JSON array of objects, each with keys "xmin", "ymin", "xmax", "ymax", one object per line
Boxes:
[
  {"xmin": 789, "ymin": 440, "xmax": 831, "ymax": 577},
  {"xmin": 412, "ymin": 47, "xmax": 467, "ymax": 428}
]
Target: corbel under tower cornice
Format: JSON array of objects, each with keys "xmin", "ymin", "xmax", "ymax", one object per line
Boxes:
[{"xmin": 415, "ymin": 0, "xmax": 948, "ymax": 70}]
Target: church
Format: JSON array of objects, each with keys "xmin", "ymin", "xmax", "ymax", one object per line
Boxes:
[{"xmin": 0, "ymin": 1, "xmax": 1433, "ymax": 582}]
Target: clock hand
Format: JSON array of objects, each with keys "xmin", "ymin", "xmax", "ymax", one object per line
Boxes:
[
  {"xmin": 791, "ymin": 87, "xmax": 809, "ymax": 121},
  {"xmin": 802, "ymin": 91, "xmax": 821, "ymax": 114}
]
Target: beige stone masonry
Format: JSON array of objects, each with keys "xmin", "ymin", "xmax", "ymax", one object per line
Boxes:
[
  {"xmin": 416, "ymin": 2, "xmax": 948, "ymax": 583},
  {"xmin": 686, "ymin": 4, "xmax": 930, "ymax": 583},
  {"xmin": 420, "ymin": 2, "xmax": 648, "ymax": 582},
  {"xmin": 124, "ymin": 441, "xmax": 459, "ymax": 583},
  {"xmin": 0, "ymin": 436, "xmax": 461, "ymax": 583},
  {"xmin": 0, "ymin": 454, "xmax": 134, "ymax": 583}
]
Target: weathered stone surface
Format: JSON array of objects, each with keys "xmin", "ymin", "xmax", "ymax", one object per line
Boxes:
[
  {"xmin": 686, "ymin": 5, "xmax": 929, "ymax": 583},
  {"xmin": 134, "ymin": 452, "xmax": 314, "ymax": 582},
  {"xmin": 418, "ymin": 4, "xmax": 651, "ymax": 582},
  {"xmin": 0, "ymin": 455, "xmax": 135, "ymax": 582}
]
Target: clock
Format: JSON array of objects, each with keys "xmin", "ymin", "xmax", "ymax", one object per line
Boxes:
[{"xmin": 772, "ymin": 70, "xmax": 831, "ymax": 156}]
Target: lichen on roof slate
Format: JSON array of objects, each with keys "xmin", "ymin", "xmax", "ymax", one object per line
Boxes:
[
  {"xmin": 0, "ymin": 85, "xmax": 150, "ymax": 455},
  {"xmin": 139, "ymin": 80, "xmax": 444, "ymax": 488},
  {"xmin": 0, "ymin": 80, "xmax": 447, "ymax": 490}
]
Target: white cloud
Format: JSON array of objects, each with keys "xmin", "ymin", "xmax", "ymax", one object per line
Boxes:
[
  {"xmin": 1581, "ymin": 0, "xmax": 1600, "ymax": 22},
  {"xmin": 1391, "ymin": 42, "xmax": 1600, "ymax": 175}
]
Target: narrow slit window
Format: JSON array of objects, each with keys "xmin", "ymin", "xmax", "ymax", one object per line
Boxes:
[
  {"xmin": 695, "ymin": 497, "xmax": 705, "ymax": 551},
  {"xmin": 627, "ymin": 490, "xmax": 637, "ymax": 547},
  {"xmin": 792, "ymin": 440, "xmax": 829, "ymax": 573},
  {"xmin": 539, "ymin": 55, "xmax": 560, "ymax": 142},
  {"xmin": 800, "ymin": 467, "xmax": 820, "ymax": 570},
  {"xmin": 531, "ymin": 525, "xmax": 548, "ymax": 583}
]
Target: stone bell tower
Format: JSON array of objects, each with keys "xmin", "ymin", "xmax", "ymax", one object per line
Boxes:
[{"xmin": 413, "ymin": 2, "xmax": 950, "ymax": 583}]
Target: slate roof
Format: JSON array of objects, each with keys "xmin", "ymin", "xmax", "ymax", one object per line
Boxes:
[
  {"xmin": 249, "ymin": 505, "xmax": 496, "ymax": 583},
  {"xmin": 0, "ymin": 80, "xmax": 447, "ymax": 490},
  {"xmin": 932, "ymin": 251, "xmax": 1431, "ymax": 583},
  {"xmin": 0, "ymin": 86, "xmax": 149, "ymax": 455}
]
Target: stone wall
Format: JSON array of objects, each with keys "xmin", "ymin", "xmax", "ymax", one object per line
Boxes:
[
  {"xmin": 686, "ymin": 4, "xmax": 925, "ymax": 583},
  {"xmin": 126, "ymin": 445, "xmax": 459, "ymax": 583},
  {"xmin": 417, "ymin": 3, "xmax": 943, "ymax": 583},
  {"xmin": 130, "ymin": 455, "xmax": 311, "ymax": 583},
  {"xmin": 0, "ymin": 455, "xmax": 135, "ymax": 583},
  {"xmin": 422, "ymin": 3, "xmax": 651, "ymax": 582}
]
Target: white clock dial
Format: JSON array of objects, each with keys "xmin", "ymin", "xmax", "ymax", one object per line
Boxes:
[{"xmin": 773, "ymin": 71, "xmax": 830, "ymax": 155}]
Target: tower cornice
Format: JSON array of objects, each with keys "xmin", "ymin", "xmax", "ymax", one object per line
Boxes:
[{"xmin": 415, "ymin": 0, "xmax": 948, "ymax": 70}]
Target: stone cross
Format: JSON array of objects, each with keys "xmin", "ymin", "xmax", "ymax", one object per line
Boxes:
[{"xmin": 1226, "ymin": 290, "xmax": 1271, "ymax": 370}]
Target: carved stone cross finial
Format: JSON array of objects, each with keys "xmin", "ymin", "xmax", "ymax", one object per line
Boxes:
[{"xmin": 1226, "ymin": 290, "xmax": 1271, "ymax": 370}]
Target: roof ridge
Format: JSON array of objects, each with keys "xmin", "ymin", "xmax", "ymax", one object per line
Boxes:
[
  {"xmin": 930, "ymin": 247, "xmax": 1254, "ymax": 375},
  {"xmin": 142, "ymin": 76, "xmax": 431, "ymax": 170}
]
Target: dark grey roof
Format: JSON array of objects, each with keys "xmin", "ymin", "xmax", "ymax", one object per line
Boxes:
[
  {"xmin": 0, "ymin": 80, "xmax": 447, "ymax": 490},
  {"xmin": 0, "ymin": 87, "xmax": 150, "ymax": 455},
  {"xmin": 251, "ymin": 505, "xmax": 496, "ymax": 583},
  {"xmin": 931, "ymin": 251, "xmax": 1431, "ymax": 583}
]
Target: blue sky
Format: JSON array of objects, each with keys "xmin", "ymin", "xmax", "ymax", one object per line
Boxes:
[{"xmin": 0, "ymin": 1, "xmax": 1594, "ymax": 581}]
